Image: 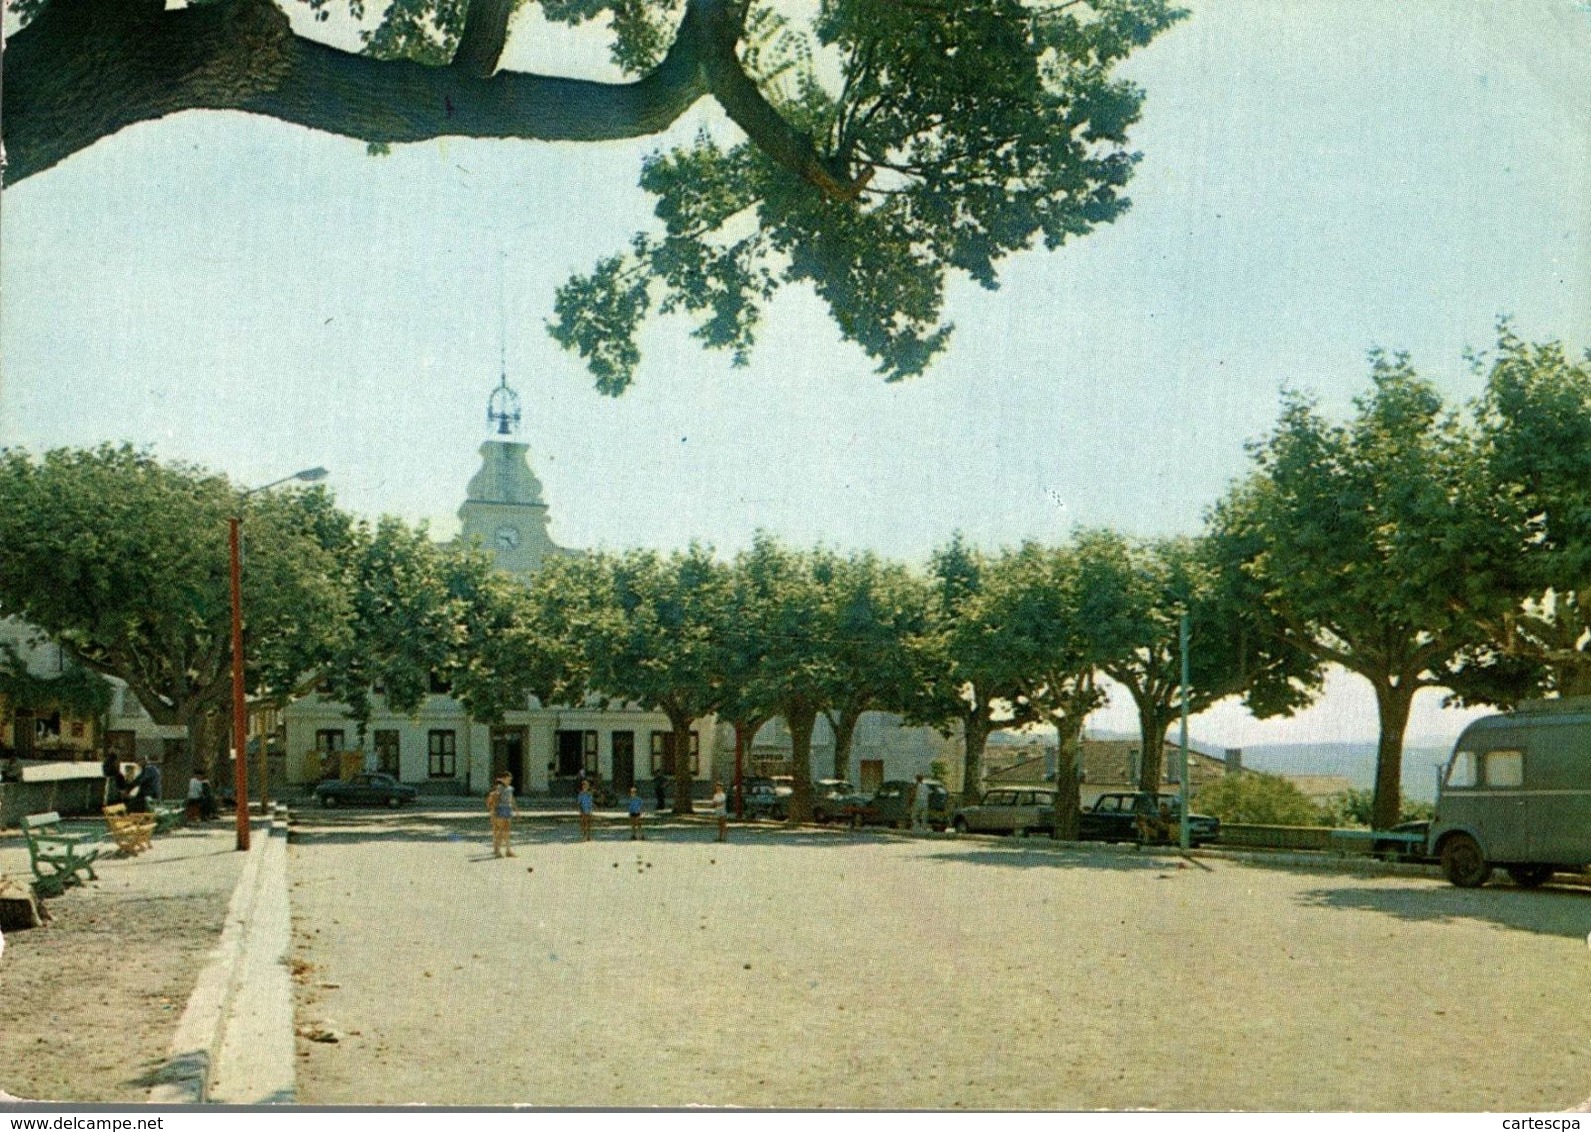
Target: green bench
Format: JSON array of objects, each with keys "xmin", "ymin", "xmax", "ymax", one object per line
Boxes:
[
  {"xmin": 151, "ymin": 804, "xmax": 185, "ymax": 835},
  {"xmin": 21, "ymin": 811, "xmax": 106, "ymax": 897}
]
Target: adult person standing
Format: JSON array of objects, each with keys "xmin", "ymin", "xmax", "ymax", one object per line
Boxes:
[
  {"xmin": 487, "ymin": 772, "xmax": 516, "ymax": 858},
  {"xmin": 910, "ymin": 773, "xmax": 931, "ymax": 833}
]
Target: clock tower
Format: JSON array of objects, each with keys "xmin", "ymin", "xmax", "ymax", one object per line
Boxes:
[{"xmin": 457, "ymin": 374, "xmax": 568, "ymax": 576}]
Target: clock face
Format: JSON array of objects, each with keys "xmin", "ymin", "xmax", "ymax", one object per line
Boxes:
[{"xmin": 494, "ymin": 524, "xmax": 521, "ymax": 550}]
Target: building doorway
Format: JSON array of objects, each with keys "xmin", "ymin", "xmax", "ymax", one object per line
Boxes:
[
  {"xmin": 491, "ymin": 727, "xmax": 527, "ymax": 792},
  {"xmin": 374, "ymin": 730, "xmax": 401, "ymax": 778},
  {"xmin": 611, "ymin": 731, "xmax": 635, "ymax": 793}
]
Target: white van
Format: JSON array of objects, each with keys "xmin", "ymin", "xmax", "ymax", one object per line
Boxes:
[{"xmin": 1429, "ymin": 698, "xmax": 1591, "ymax": 887}]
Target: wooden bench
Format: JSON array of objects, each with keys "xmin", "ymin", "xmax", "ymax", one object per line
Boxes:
[
  {"xmin": 21, "ymin": 812, "xmax": 106, "ymax": 897},
  {"xmin": 103, "ymin": 803, "xmax": 157, "ymax": 855}
]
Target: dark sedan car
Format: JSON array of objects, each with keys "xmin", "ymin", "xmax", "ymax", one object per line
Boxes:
[
  {"xmin": 843, "ymin": 780, "xmax": 952, "ymax": 831},
  {"xmin": 314, "ymin": 772, "xmax": 419, "ymax": 808},
  {"xmin": 1077, "ymin": 792, "xmax": 1220, "ymax": 847}
]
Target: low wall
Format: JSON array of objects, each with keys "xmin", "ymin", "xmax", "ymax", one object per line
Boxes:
[
  {"xmin": 1218, "ymin": 824, "xmax": 1335, "ymax": 852},
  {"xmin": 1, "ymin": 778, "xmax": 108, "ymax": 828}
]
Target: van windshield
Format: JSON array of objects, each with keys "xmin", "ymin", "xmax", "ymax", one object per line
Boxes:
[{"xmin": 1446, "ymin": 750, "xmax": 1477, "ymax": 788}]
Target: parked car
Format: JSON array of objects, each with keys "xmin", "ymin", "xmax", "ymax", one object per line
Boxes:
[
  {"xmin": 843, "ymin": 780, "xmax": 952, "ymax": 831},
  {"xmin": 1077, "ymin": 792, "xmax": 1220, "ymax": 847},
  {"xmin": 314, "ymin": 772, "xmax": 419, "ymax": 808},
  {"xmin": 810, "ymin": 778, "xmax": 857, "ymax": 824},
  {"xmin": 742, "ymin": 776, "xmax": 793, "ymax": 820},
  {"xmin": 952, "ymin": 787, "xmax": 1056, "ymax": 835},
  {"xmin": 1376, "ymin": 820, "xmax": 1434, "ymax": 863}
]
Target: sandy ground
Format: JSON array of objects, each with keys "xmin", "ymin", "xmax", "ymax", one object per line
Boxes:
[
  {"xmin": 0, "ymin": 823, "xmax": 244, "ymax": 1103},
  {"xmin": 287, "ymin": 810, "xmax": 1591, "ymax": 1111}
]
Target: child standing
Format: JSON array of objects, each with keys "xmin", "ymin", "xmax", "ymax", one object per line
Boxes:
[
  {"xmin": 627, "ymin": 786, "xmax": 645, "ymax": 840},
  {"xmin": 577, "ymin": 779, "xmax": 595, "ymax": 841},
  {"xmin": 712, "ymin": 781, "xmax": 728, "ymax": 843},
  {"xmin": 488, "ymin": 772, "xmax": 516, "ymax": 858}
]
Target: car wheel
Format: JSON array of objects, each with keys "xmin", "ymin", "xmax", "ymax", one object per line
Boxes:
[
  {"xmin": 320, "ymin": 794, "xmax": 337, "ymax": 808},
  {"xmin": 813, "ymin": 808, "xmax": 828, "ymax": 824},
  {"xmin": 1440, "ymin": 833, "xmax": 1491, "ymax": 888},
  {"xmin": 386, "ymin": 795, "xmax": 401, "ymax": 809},
  {"xmin": 952, "ymin": 817, "xmax": 968, "ymax": 834},
  {"xmin": 1505, "ymin": 864, "xmax": 1553, "ymax": 888}
]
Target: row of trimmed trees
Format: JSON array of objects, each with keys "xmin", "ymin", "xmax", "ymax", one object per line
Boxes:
[{"xmin": 0, "ymin": 331, "xmax": 1585, "ymax": 828}]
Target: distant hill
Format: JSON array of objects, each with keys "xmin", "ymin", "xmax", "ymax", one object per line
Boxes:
[
  {"xmin": 1236, "ymin": 743, "xmax": 1453, "ymax": 802},
  {"xmin": 1072, "ymin": 729, "xmax": 1455, "ymax": 802}
]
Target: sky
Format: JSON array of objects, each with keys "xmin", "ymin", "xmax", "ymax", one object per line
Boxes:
[{"xmin": 2, "ymin": 0, "xmax": 1588, "ymax": 749}]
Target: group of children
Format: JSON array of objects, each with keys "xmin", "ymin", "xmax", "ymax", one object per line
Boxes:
[{"xmin": 485, "ymin": 774, "xmax": 729, "ymax": 856}]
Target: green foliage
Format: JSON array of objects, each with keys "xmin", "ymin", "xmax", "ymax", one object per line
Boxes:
[
  {"xmin": 1193, "ymin": 772, "xmax": 1321, "ymax": 827},
  {"xmin": 1073, "ymin": 528, "xmax": 1320, "ymax": 790},
  {"xmin": 1212, "ymin": 352, "xmax": 1492, "ymax": 829},
  {"xmin": 0, "ymin": 641, "xmax": 114, "ymax": 720},
  {"xmin": 547, "ymin": 0, "xmax": 1185, "ymax": 391},
  {"xmin": 1315, "ymin": 787, "xmax": 1432, "ymax": 828},
  {"xmin": 0, "ymin": 445, "xmax": 352, "ymax": 761},
  {"xmin": 557, "ymin": 544, "xmax": 735, "ymax": 725},
  {"xmin": 1452, "ymin": 327, "xmax": 1591, "ymax": 699}
]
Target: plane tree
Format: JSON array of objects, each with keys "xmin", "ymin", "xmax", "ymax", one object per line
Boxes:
[
  {"xmin": 560, "ymin": 544, "xmax": 733, "ymax": 812},
  {"xmin": 817, "ymin": 550, "xmax": 930, "ymax": 783},
  {"xmin": 1210, "ymin": 356, "xmax": 1489, "ymax": 830},
  {"xmin": 730, "ymin": 536, "xmax": 837, "ymax": 822},
  {"xmin": 0, "ymin": 444, "xmax": 353, "ymax": 786},
  {"xmin": 1454, "ymin": 330, "xmax": 1591, "ymax": 699},
  {"xmin": 1075, "ymin": 528, "xmax": 1319, "ymax": 799},
  {"xmin": 912, "ymin": 536, "xmax": 1045, "ymax": 806},
  {"xmin": 971, "ymin": 541, "xmax": 1103, "ymax": 839},
  {"xmin": 4, "ymin": 0, "xmax": 1185, "ymax": 388}
]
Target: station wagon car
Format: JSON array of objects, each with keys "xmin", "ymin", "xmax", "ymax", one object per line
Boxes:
[{"xmin": 952, "ymin": 787, "xmax": 1056, "ymax": 835}]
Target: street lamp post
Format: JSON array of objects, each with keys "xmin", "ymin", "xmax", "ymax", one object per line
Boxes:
[
  {"xmin": 231, "ymin": 466, "xmax": 328, "ymax": 852},
  {"xmin": 1178, "ymin": 611, "xmax": 1191, "ymax": 852}
]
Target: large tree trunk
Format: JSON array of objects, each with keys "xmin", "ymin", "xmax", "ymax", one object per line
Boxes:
[
  {"xmin": 960, "ymin": 708, "xmax": 990, "ymax": 807},
  {"xmin": 785, "ymin": 701, "xmax": 817, "ymax": 823},
  {"xmin": 1134, "ymin": 699, "xmax": 1170, "ymax": 795},
  {"xmin": 670, "ymin": 713, "xmax": 695, "ymax": 815},
  {"xmin": 177, "ymin": 709, "xmax": 224, "ymax": 805},
  {"xmin": 827, "ymin": 707, "xmax": 860, "ymax": 781},
  {"xmin": 1050, "ymin": 712, "xmax": 1085, "ymax": 841},
  {"xmin": 1370, "ymin": 676, "xmax": 1415, "ymax": 831}
]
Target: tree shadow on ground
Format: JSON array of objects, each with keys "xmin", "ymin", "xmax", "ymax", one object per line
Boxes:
[
  {"xmin": 919, "ymin": 840, "xmax": 1203, "ymax": 873},
  {"xmin": 1294, "ymin": 875, "xmax": 1591, "ymax": 940}
]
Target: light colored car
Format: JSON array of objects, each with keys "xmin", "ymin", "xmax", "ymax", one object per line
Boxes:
[{"xmin": 952, "ymin": 787, "xmax": 1056, "ymax": 835}]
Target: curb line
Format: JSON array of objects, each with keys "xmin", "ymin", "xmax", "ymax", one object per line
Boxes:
[{"xmin": 148, "ymin": 809, "xmax": 296, "ymax": 1105}]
